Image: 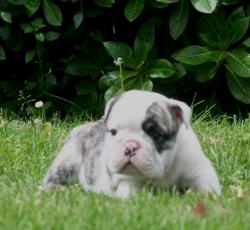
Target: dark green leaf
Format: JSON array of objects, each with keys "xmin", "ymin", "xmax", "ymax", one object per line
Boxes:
[
  {"xmin": 65, "ymin": 59, "xmax": 99, "ymax": 77},
  {"xmin": 124, "ymin": 0, "xmax": 145, "ymax": 22},
  {"xmin": 73, "ymin": 11, "xmax": 84, "ymax": 29},
  {"xmin": 25, "ymin": 50, "xmax": 35, "ymax": 63},
  {"xmin": 99, "ymin": 70, "xmax": 137, "ymax": 90},
  {"xmin": 35, "ymin": 32, "xmax": 44, "ymax": 42},
  {"xmin": 31, "ymin": 18, "xmax": 45, "ymax": 30},
  {"xmin": 0, "ymin": 46, "xmax": 6, "ymax": 60},
  {"xmin": 141, "ymin": 80, "xmax": 153, "ymax": 91},
  {"xmin": 209, "ymin": 50, "xmax": 227, "ymax": 63},
  {"xmin": 45, "ymin": 31, "xmax": 61, "ymax": 41},
  {"xmin": 228, "ymin": 7, "xmax": 245, "ymax": 24},
  {"xmin": 93, "ymin": 0, "xmax": 113, "ymax": 7},
  {"xmin": 226, "ymin": 50, "xmax": 250, "ymax": 78},
  {"xmin": 8, "ymin": 0, "xmax": 25, "ymax": 5},
  {"xmin": 194, "ymin": 63, "xmax": 219, "ymax": 82},
  {"xmin": 0, "ymin": 12, "xmax": 12, "ymax": 23},
  {"xmin": 24, "ymin": 81, "xmax": 37, "ymax": 91},
  {"xmin": 134, "ymin": 20, "xmax": 155, "ymax": 51},
  {"xmin": 172, "ymin": 63, "xmax": 186, "ymax": 79},
  {"xmin": 173, "ymin": 45, "xmax": 212, "ymax": 65},
  {"xmin": 103, "ymin": 41, "xmax": 136, "ymax": 68},
  {"xmin": 134, "ymin": 20, "xmax": 155, "ymax": 65},
  {"xmin": 103, "ymin": 41, "xmax": 132, "ymax": 59},
  {"xmin": 199, "ymin": 32, "xmax": 219, "ymax": 48},
  {"xmin": 43, "ymin": 0, "xmax": 62, "ymax": 26},
  {"xmin": 144, "ymin": 59, "xmax": 175, "ymax": 78},
  {"xmin": 198, "ymin": 14, "xmax": 225, "ymax": 48},
  {"xmin": 243, "ymin": 38, "xmax": 250, "ymax": 48},
  {"xmin": 20, "ymin": 23, "xmax": 34, "ymax": 33},
  {"xmin": 121, "ymin": 70, "xmax": 138, "ymax": 80},
  {"xmin": 0, "ymin": 26, "xmax": 10, "ymax": 40},
  {"xmin": 191, "ymin": 0, "xmax": 218, "ymax": 13},
  {"xmin": 24, "ymin": 0, "xmax": 41, "ymax": 16},
  {"xmin": 169, "ymin": 0, "xmax": 189, "ymax": 40},
  {"xmin": 226, "ymin": 67, "xmax": 250, "ymax": 104},
  {"xmin": 99, "ymin": 72, "xmax": 120, "ymax": 90},
  {"xmin": 123, "ymin": 78, "xmax": 138, "ymax": 89},
  {"xmin": 134, "ymin": 45, "xmax": 148, "ymax": 67},
  {"xmin": 45, "ymin": 73, "xmax": 57, "ymax": 87},
  {"xmin": 226, "ymin": 17, "xmax": 249, "ymax": 46},
  {"xmin": 148, "ymin": 0, "xmax": 168, "ymax": 8},
  {"xmin": 222, "ymin": 0, "xmax": 241, "ymax": 5},
  {"xmin": 157, "ymin": 0, "xmax": 179, "ymax": 3},
  {"xmin": 104, "ymin": 84, "xmax": 121, "ymax": 101}
]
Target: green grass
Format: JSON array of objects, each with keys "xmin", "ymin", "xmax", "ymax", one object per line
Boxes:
[{"xmin": 0, "ymin": 115, "xmax": 250, "ymax": 230}]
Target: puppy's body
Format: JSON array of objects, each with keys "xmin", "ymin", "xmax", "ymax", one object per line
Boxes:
[{"xmin": 42, "ymin": 90, "xmax": 221, "ymax": 198}]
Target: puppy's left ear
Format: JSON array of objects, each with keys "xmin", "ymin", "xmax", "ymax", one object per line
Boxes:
[
  {"xmin": 169, "ymin": 100, "xmax": 192, "ymax": 128},
  {"xmin": 104, "ymin": 95, "xmax": 121, "ymax": 123},
  {"xmin": 170, "ymin": 105, "xmax": 184, "ymax": 125}
]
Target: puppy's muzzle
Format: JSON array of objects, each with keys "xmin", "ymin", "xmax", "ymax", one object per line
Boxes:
[{"xmin": 123, "ymin": 140, "xmax": 140, "ymax": 157}]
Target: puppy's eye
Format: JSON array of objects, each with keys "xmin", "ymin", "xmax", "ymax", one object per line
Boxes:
[
  {"xmin": 146, "ymin": 126, "xmax": 163, "ymax": 139},
  {"xmin": 110, "ymin": 129, "xmax": 117, "ymax": 136},
  {"xmin": 152, "ymin": 131, "xmax": 162, "ymax": 140}
]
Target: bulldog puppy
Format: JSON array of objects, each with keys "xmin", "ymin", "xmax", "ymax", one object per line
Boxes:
[{"xmin": 42, "ymin": 90, "xmax": 221, "ymax": 198}]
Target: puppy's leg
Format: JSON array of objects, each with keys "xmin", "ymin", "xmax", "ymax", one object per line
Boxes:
[
  {"xmin": 41, "ymin": 128, "xmax": 83, "ymax": 190},
  {"xmin": 183, "ymin": 160, "xmax": 221, "ymax": 194},
  {"xmin": 174, "ymin": 128, "xmax": 221, "ymax": 195},
  {"xmin": 111, "ymin": 175, "xmax": 145, "ymax": 199}
]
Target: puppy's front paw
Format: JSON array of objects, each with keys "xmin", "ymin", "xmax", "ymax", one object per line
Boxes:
[{"xmin": 115, "ymin": 180, "xmax": 140, "ymax": 199}]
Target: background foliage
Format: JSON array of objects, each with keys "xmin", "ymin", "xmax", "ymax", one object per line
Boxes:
[{"xmin": 0, "ymin": 0, "xmax": 249, "ymax": 118}]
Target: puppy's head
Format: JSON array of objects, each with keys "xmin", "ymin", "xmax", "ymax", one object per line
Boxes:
[{"xmin": 104, "ymin": 90, "xmax": 191, "ymax": 179}]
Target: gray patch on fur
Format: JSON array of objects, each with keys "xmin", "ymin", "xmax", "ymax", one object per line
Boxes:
[
  {"xmin": 76, "ymin": 120, "xmax": 106, "ymax": 185},
  {"xmin": 48, "ymin": 165, "xmax": 76, "ymax": 185},
  {"xmin": 142, "ymin": 101, "xmax": 181, "ymax": 153},
  {"xmin": 42, "ymin": 120, "xmax": 106, "ymax": 188}
]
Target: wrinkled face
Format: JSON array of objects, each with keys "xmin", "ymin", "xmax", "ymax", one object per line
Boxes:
[{"xmin": 104, "ymin": 90, "xmax": 184, "ymax": 180}]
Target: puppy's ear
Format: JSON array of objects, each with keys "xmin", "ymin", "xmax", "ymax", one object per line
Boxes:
[
  {"xmin": 169, "ymin": 101, "xmax": 192, "ymax": 128},
  {"xmin": 104, "ymin": 95, "xmax": 121, "ymax": 123},
  {"xmin": 170, "ymin": 105, "xmax": 183, "ymax": 124}
]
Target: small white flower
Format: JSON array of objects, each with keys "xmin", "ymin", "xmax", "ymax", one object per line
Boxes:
[
  {"xmin": 114, "ymin": 57, "xmax": 123, "ymax": 66},
  {"xmin": 35, "ymin": 101, "xmax": 43, "ymax": 108}
]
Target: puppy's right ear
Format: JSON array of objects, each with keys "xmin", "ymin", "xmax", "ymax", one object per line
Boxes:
[{"xmin": 104, "ymin": 95, "xmax": 121, "ymax": 123}]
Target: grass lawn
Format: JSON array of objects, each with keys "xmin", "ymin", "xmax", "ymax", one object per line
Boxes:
[{"xmin": 0, "ymin": 115, "xmax": 250, "ymax": 230}]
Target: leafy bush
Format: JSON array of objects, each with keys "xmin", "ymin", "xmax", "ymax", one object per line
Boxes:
[{"xmin": 0, "ymin": 0, "xmax": 249, "ymax": 118}]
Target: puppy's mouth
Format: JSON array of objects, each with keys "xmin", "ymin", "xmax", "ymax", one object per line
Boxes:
[{"xmin": 120, "ymin": 160, "xmax": 143, "ymax": 176}]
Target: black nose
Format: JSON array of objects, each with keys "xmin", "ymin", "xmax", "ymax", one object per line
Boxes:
[
  {"xmin": 124, "ymin": 147, "xmax": 137, "ymax": 156},
  {"xmin": 124, "ymin": 140, "xmax": 140, "ymax": 156}
]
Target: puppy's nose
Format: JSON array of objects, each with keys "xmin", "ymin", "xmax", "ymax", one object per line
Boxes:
[{"xmin": 124, "ymin": 140, "xmax": 140, "ymax": 156}]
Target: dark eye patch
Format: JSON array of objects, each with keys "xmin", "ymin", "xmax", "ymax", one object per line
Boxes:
[
  {"xmin": 143, "ymin": 123, "xmax": 164, "ymax": 140},
  {"xmin": 142, "ymin": 119, "xmax": 175, "ymax": 153}
]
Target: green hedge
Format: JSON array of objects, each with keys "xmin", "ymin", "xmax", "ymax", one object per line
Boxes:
[{"xmin": 0, "ymin": 0, "xmax": 249, "ymax": 117}]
